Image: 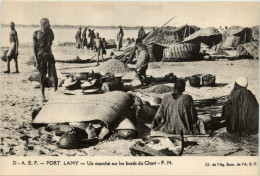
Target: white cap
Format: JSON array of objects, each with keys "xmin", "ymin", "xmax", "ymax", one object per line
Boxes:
[{"xmin": 235, "ymin": 77, "xmax": 248, "ymax": 88}]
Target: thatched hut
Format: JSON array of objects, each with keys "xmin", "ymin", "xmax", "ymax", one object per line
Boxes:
[
  {"xmin": 183, "ymin": 27, "xmax": 222, "ymax": 48},
  {"xmin": 118, "ymin": 24, "xmax": 200, "ymax": 62},
  {"xmin": 148, "ymin": 25, "xmax": 200, "ymax": 62},
  {"xmin": 237, "ymin": 41, "xmax": 259, "ymax": 59},
  {"xmin": 251, "ymin": 26, "xmax": 259, "ymax": 41},
  {"xmin": 221, "ymin": 26, "xmax": 253, "ymax": 49}
]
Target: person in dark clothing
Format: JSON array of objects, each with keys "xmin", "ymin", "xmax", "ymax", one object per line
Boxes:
[
  {"xmin": 75, "ymin": 27, "xmax": 82, "ymax": 49},
  {"xmin": 222, "ymin": 77, "xmax": 259, "ymax": 135},
  {"xmin": 88, "ymin": 29, "xmax": 96, "ymax": 50},
  {"xmin": 151, "ymin": 80, "xmax": 200, "ymax": 135},
  {"xmin": 81, "ymin": 28, "xmax": 88, "ymax": 49},
  {"xmin": 128, "ymin": 38, "xmax": 150, "ymax": 85},
  {"xmin": 138, "ymin": 26, "xmax": 146, "ymax": 40},
  {"xmin": 33, "ymin": 18, "xmax": 58, "ymax": 102}
]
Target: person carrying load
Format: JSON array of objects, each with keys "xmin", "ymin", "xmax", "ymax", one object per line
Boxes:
[{"xmin": 127, "ymin": 38, "xmax": 150, "ymax": 85}]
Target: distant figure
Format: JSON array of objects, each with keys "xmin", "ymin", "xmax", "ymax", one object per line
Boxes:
[
  {"xmin": 81, "ymin": 28, "xmax": 88, "ymax": 49},
  {"xmin": 138, "ymin": 26, "xmax": 146, "ymax": 40},
  {"xmin": 94, "ymin": 33, "xmax": 106, "ymax": 66},
  {"xmin": 33, "ymin": 18, "xmax": 58, "ymax": 102},
  {"xmin": 128, "ymin": 38, "xmax": 150, "ymax": 85},
  {"xmin": 102, "ymin": 38, "xmax": 107, "ymax": 49},
  {"xmin": 123, "ymin": 38, "xmax": 131, "ymax": 47},
  {"xmin": 75, "ymin": 27, "xmax": 82, "ymax": 49},
  {"xmin": 152, "ymin": 80, "xmax": 200, "ymax": 135},
  {"xmin": 4, "ymin": 22, "xmax": 19, "ymax": 73},
  {"xmin": 88, "ymin": 29, "xmax": 96, "ymax": 50},
  {"xmin": 222, "ymin": 77, "xmax": 259, "ymax": 135},
  {"xmin": 116, "ymin": 26, "xmax": 124, "ymax": 51},
  {"xmin": 225, "ymin": 26, "xmax": 227, "ymax": 29}
]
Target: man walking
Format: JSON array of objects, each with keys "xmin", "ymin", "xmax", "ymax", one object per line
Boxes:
[
  {"xmin": 33, "ymin": 18, "xmax": 58, "ymax": 102},
  {"xmin": 4, "ymin": 22, "xmax": 19, "ymax": 73}
]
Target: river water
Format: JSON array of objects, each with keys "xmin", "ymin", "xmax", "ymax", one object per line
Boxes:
[{"xmin": 1, "ymin": 27, "xmax": 151, "ymax": 47}]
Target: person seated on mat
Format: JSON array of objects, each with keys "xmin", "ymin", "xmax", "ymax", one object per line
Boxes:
[
  {"xmin": 151, "ymin": 79, "xmax": 202, "ymax": 135},
  {"xmin": 222, "ymin": 77, "xmax": 259, "ymax": 135},
  {"xmin": 127, "ymin": 38, "xmax": 150, "ymax": 86}
]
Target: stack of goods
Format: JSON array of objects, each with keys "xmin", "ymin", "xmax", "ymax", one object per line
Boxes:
[{"xmin": 189, "ymin": 74, "xmax": 216, "ymax": 87}]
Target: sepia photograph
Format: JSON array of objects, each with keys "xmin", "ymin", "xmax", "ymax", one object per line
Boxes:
[{"xmin": 0, "ymin": 0, "xmax": 259, "ymax": 175}]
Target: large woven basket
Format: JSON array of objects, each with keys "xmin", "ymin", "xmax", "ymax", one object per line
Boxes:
[{"xmin": 162, "ymin": 42, "xmax": 201, "ymax": 62}]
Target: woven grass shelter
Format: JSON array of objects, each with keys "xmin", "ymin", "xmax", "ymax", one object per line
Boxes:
[
  {"xmin": 221, "ymin": 26, "xmax": 245, "ymax": 49},
  {"xmin": 183, "ymin": 27, "xmax": 222, "ymax": 48},
  {"xmin": 148, "ymin": 25, "xmax": 200, "ymax": 62},
  {"xmin": 117, "ymin": 21, "xmax": 200, "ymax": 62},
  {"xmin": 237, "ymin": 41, "xmax": 259, "ymax": 59},
  {"xmin": 251, "ymin": 26, "xmax": 259, "ymax": 41}
]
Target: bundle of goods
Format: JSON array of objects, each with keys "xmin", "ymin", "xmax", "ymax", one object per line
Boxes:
[
  {"xmin": 28, "ymin": 72, "xmax": 57, "ymax": 88},
  {"xmin": 97, "ymin": 59, "xmax": 131, "ymax": 74},
  {"xmin": 201, "ymin": 74, "xmax": 216, "ymax": 86},
  {"xmin": 1, "ymin": 49, "xmax": 8, "ymax": 62},
  {"xmin": 189, "ymin": 75, "xmax": 201, "ymax": 87},
  {"xmin": 100, "ymin": 74, "xmax": 124, "ymax": 92}
]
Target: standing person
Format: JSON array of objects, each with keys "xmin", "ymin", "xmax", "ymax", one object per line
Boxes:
[
  {"xmin": 81, "ymin": 28, "xmax": 88, "ymax": 49},
  {"xmin": 138, "ymin": 26, "xmax": 146, "ymax": 40},
  {"xmin": 88, "ymin": 29, "xmax": 95, "ymax": 50},
  {"xmin": 33, "ymin": 18, "xmax": 58, "ymax": 102},
  {"xmin": 94, "ymin": 33, "xmax": 106, "ymax": 66},
  {"xmin": 151, "ymin": 80, "xmax": 200, "ymax": 135},
  {"xmin": 4, "ymin": 22, "xmax": 19, "ymax": 73},
  {"xmin": 222, "ymin": 77, "xmax": 259, "ymax": 135},
  {"xmin": 127, "ymin": 38, "xmax": 150, "ymax": 85},
  {"xmin": 75, "ymin": 27, "xmax": 82, "ymax": 49},
  {"xmin": 116, "ymin": 26, "xmax": 124, "ymax": 51}
]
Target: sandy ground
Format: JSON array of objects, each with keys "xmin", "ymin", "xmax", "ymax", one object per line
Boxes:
[{"xmin": 0, "ymin": 45, "xmax": 259, "ymax": 156}]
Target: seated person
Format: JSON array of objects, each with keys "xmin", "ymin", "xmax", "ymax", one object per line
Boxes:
[
  {"xmin": 151, "ymin": 79, "xmax": 200, "ymax": 135},
  {"xmin": 222, "ymin": 77, "xmax": 259, "ymax": 135}
]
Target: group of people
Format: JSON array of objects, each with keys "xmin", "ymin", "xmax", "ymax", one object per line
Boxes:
[
  {"xmin": 151, "ymin": 77, "xmax": 259, "ymax": 136},
  {"xmin": 75, "ymin": 27, "xmax": 106, "ymax": 50},
  {"xmin": 4, "ymin": 20, "xmax": 258, "ymax": 137}
]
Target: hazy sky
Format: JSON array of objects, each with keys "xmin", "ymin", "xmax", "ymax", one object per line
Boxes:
[{"xmin": 1, "ymin": 1, "xmax": 259, "ymax": 28}]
